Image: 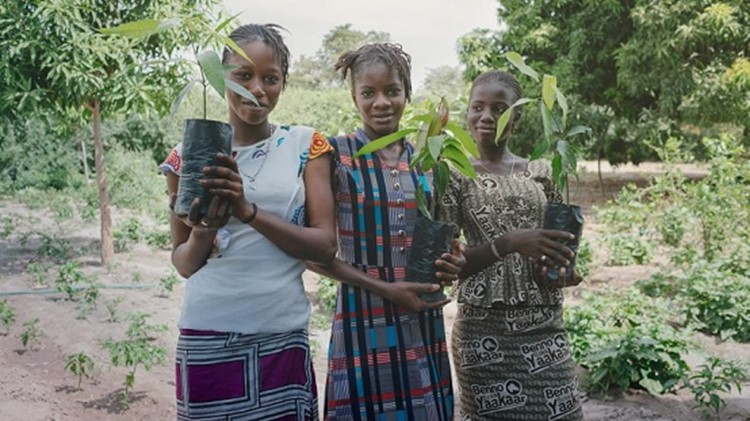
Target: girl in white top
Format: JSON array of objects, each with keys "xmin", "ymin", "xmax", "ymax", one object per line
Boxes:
[{"xmin": 161, "ymin": 24, "xmax": 335, "ymax": 421}]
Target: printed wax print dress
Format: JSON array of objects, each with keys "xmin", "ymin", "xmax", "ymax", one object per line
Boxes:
[
  {"xmin": 324, "ymin": 130, "xmax": 454, "ymax": 421},
  {"xmin": 438, "ymin": 160, "xmax": 583, "ymax": 421}
]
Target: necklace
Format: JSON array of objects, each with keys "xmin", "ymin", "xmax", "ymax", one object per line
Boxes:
[
  {"xmin": 238, "ymin": 124, "xmax": 274, "ymax": 190},
  {"xmin": 476, "ymin": 158, "xmax": 530, "ymax": 178}
]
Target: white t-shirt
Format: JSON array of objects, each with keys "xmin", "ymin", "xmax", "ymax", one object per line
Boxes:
[{"xmin": 161, "ymin": 124, "xmax": 328, "ymax": 334}]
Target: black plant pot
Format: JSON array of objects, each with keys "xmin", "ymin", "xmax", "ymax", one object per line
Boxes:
[
  {"xmin": 405, "ymin": 216, "xmax": 455, "ymax": 302},
  {"xmin": 542, "ymin": 203, "xmax": 584, "ymax": 282},
  {"xmin": 174, "ymin": 119, "xmax": 233, "ymax": 217}
]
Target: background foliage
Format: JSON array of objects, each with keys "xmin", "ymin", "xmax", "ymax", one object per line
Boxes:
[{"xmin": 457, "ymin": 0, "xmax": 750, "ymax": 164}]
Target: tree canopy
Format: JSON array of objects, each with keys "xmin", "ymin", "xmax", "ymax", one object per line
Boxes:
[
  {"xmin": 0, "ymin": 0, "xmax": 223, "ymax": 263},
  {"xmin": 458, "ymin": 0, "xmax": 749, "ymax": 164},
  {"xmin": 289, "ymin": 24, "xmax": 390, "ymax": 89}
]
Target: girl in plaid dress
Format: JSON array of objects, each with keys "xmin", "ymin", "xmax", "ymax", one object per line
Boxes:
[{"xmin": 308, "ymin": 43, "xmax": 464, "ymax": 420}]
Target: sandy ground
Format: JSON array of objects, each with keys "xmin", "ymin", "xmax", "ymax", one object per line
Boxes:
[{"xmin": 1, "ymin": 161, "xmax": 749, "ymax": 421}]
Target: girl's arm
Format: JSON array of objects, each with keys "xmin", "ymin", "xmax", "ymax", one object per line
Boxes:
[{"xmin": 307, "ymin": 239, "xmax": 465, "ymax": 312}]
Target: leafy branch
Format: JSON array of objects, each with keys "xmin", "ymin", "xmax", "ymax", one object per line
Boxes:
[
  {"xmin": 354, "ymin": 98, "xmax": 478, "ymax": 219},
  {"xmin": 496, "ymin": 52, "xmax": 592, "ymax": 203},
  {"xmin": 102, "ymin": 14, "xmax": 258, "ymax": 119}
]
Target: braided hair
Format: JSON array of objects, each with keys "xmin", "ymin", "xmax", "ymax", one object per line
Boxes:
[
  {"xmin": 470, "ymin": 70, "xmax": 523, "ymax": 123},
  {"xmin": 334, "ymin": 43, "xmax": 412, "ymax": 101},
  {"xmin": 221, "ymin": 23, "xmax": 290, "ymax": 88}
]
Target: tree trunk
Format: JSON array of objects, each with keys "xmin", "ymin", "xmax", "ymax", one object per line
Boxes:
[
  {"xmin": 91, "ymin": 99, "xmax": 114, "ymax": 265},
  {"xmin": 80, "ymin": 137, "xmax": 91, "ymax": 183}
]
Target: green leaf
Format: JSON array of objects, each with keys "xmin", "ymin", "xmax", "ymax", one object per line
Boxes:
[
  {"xmin": 554, "ymin": 86, "xmax": 568, "ymax": 125},
  {"xmin": 213, "ymin": 11, "xmax": 244, "ymax": 35},
  {"xmin": 220, "ymin": 35, "xmax": 253, "ymax": 65},
  {"xmin": 445, "ymin": 121, "xmax": 479, "ymax": 157},
  {"xmin": 551, "ymin": 154, "xmax": 563, "ymax": 190},
  {"xmin": 428, "ymin": 135, "xmax": 445, "ymax": 161},
  {"xmin": 495, "ymin": 107, "xmax": 514, "ymax": 144},
  {"xmin": 352, "ymin": 128, "xmax": 418, "ymax": 158},
  {"xmin": 540, "ymin": 101, "xmax": 554, "ymax": 141},
  {"xmin": 225, "ymin": 79, "xmax": 258, "ymax": 105},
  {"xmin": 495, "ymin": 97, "xmax": 535, "ymax": 144},
  {"xmin": 529, "ymin": 140, "xmax": 549, "ymax": 161},
  {"xmin": 171, "ymin": 80, "xmax": 196, "ymax": 116},
  {"xmin": 100, "ymin": 19, "xmax": 163, "ymax": 38},
  {"xmin": 506, "ymin": 52, "xmax": 539, "ymax": 81},
  {"xmin": 638, "ymin": 378, "xmax": 664, "ymax": 395},
  {"xmin": 157, "ymin": 18, "xmax": 182, "ymax": 33},
  {"xmin": 542, "ymin": 75, "xmax": 557, "ymax": 111},
  {"xmin": 434, "ymin": 161, "xmax": 451, "ymax": 203},
  {"xmin": 443, "ymin": 145, "xmax": 477, "ymax": 178},
  {"xmin": 415, "ymin": 182, "xmax": 432, "ymax": 220},
  {"xmin": 566, "ymin": 125, "xmax": 592, "ymax": 138},
  {"xmin": 197, "ymin": 50, "xmax": 225, "ymax": 99}
]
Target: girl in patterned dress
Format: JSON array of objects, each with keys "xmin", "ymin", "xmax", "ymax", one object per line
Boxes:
[
  {"xmin": 307, "ymin": 43, "xmax": 464, "ymax": 420},
  {"xmin": 161, "ymin": 24, "xmax": 336, "ymax": 420},
  {"xmin": 437, "ymin": 70, "xmax": 584, "ymax": 420}
]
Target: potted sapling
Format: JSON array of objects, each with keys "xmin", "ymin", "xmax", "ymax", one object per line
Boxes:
[
  {"xmin": 102, "ymin": 15, "xmax": 258, "ymax": 218},
  {"xmin": 354, "ymin": 98, "xmax": 479, "ymax": 301},
  {"xmin": 495, "ymin": 52, "xmax": 591, "ymax": 283}
]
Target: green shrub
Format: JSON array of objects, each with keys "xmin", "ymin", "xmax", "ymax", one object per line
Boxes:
[
  {"xmin": 105, "ymin": 146, "xmax": 166, "ymax": 215},
  {"xmin": 657, "ymin": 206, "xmax": 688, "ymax": 247},
  {"xmin": 316, "ymin": 276, "xmax": 338, "ymax": 314},
  {"xmin": 575, "ymin": 237, "xmax": 592, "ymax": 279},
  {"xmin": 159, "ymin": 270, "xmax": 181, "ymax": 294},
  {"xmin": 65, "ymin": 352, "xmax": 96, "ymax": 390},
  {"xmin": 603, "ymin": 232, "xmax": 654, "ymax": 266},
  {"xmin": 596, "ymin": 183, "xmax": 653, "ymax": 231},
  {"xmin": 679, "ymin": 263, "xmax": 750, "ymax": 342},
  {"xmin": 686, "ymin": 357, "xmax": 748, "ymax": 419},
  {"xmin": 102, "ymin": 312, "xmax": 168, "ymax": 406},
  {"xmin": 20, "ymin": 318, "xmax": 43, "ymax": 350},
  {"xmin": 37, "ymin": 233, "xmax": 74, "ymax": 263},
  {"xmin": 565, "ymin": 288, "xmax": 689, "ymax": 395},
  {"xmin": 26, "ymin": 261, "xmax": 52, "ymax": 287},
  {"xmin": 114, "ymin": 217, "xmax": 143, "ymax": 252},
  {"xmin": 0, "ymin": 120, "xmax": 83, "ymax": 191},
  {"xmin": 55, "ymin": 262, "xmax": 88, "ymax": 301},
  {"xmin": 0, "ymin": 300, "xmax": 15, "ymax": 334},
  {"xmin": 145, "ymin": 229, "xmax": 171, "ymax": 249}
]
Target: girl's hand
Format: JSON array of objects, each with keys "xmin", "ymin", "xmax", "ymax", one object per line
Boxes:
[
  {"xmin": 435, "ymin": 239, "xmax": 467, "ymax": 286},
  {"xmin": 533, "ymin": 263, "xmax": 583, "ymax": 289},
  {"xmin": 384, "ymin": 282, "xmax": 451, "ymax": 312},
  {"xmin": 169, "ymin": 193, "xmax": 231, "ymax": 231},
  {"xmin": 200, "ymin": 153, "xmax": 255, "ymax": 222},
  {"xmin": 505, "ymin": 229, "xmax": 575, "ymax": 267}
]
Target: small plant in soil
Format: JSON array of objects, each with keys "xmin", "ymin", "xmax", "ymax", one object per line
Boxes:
[
  {"xmin": 55, "ymin": 262, "xmax": 88, "ymax": 301},
  {"xmin": 65, "ymin": 352, "xmax": 96, "ymax": 390},
  {"xmin": 685, "ymin": 356, "xmax": 747, "ymax": 420},
  {"xmin": 159, "ymin": 270, "xmax": 181, "ymax": 295},
  {"xmin": 102, "ymin": 312, "xmax": 168, "ymax": 407},
  {"xmin": 26, "ymin": 261, "xmax": 52, "ymax": 287},
  {"xmin": 0, "ymin": 215, "xmax": 15, "ymax": 239},
  {"xmin": 105, "ymin": 297, "xmax": 125, "ymax": 323},
  {"xmin": 0, "ymin": 299, "xmax": 16, "ymax": 335},
  {"xmin": 20, "ymin": 318, "xmax": 43, "ymax": 350}
]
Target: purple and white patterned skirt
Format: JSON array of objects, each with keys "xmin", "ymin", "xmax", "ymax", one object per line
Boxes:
[{"xmin": 176, "ymin": 329, "xmax": 318, "ymax": 420}]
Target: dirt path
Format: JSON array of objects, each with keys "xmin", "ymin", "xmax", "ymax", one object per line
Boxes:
[{"xmin": 1, "ymin": 162, "xmax": 748, "ymax": 421}]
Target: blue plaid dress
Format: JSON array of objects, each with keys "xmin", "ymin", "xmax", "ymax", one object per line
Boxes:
[{"xmin": 324, "ymin": 130, "xmax": 454, "ymax": 421}]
